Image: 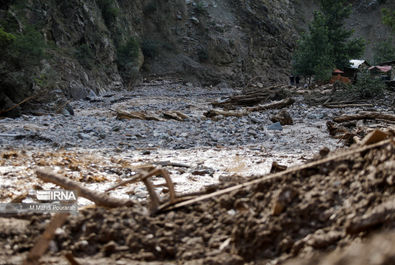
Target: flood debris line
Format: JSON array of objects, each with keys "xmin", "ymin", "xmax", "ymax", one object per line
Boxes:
[
  {"xmin": 205, "ymin": 98, "xmax": 295, "ymax": 118},
  {"xmin": 327, "ymin": 110, "xmax": 395, "ymax": 145},
  {"xmin": 22, "ymin": 213, "xmax": 69, "ymax": 265},
  {"xmin": 333, "ymin": 111, "xmax": 395, "ymax": 123},
  {"xmin": 323, "ymin": 103, "xmax": 374, "ymax": 108},
  {"xmin": 36, "ymin": 169, "xmax": 134, "ymax": 208},
  {"xmin": 114, "ymin": 109, "xmax": 189, "ymax": 121},
  {"xmin": 212, "ymin": 85, "xmax": 291, "ymax": 109}
]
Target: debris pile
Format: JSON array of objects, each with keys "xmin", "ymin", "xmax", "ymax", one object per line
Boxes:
[{"xmin": 4, "ymin": 135, "xmax": 394, "ymax": 264}]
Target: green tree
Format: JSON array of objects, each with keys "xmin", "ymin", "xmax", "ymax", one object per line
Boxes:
[
  {"xmin": 292, "ymin": 12, "xmax": 334, "ymax": 82},
  {"xmin": 373, "ymin": 38, "xmax": 395, "ymax": 64},
  {"xmin": 292, "ymin": 0, "xmax": 365, "ymax": 81},
  {"xmin": 382, "ymin": 8, "xmax": 395, "ymax": 32}
]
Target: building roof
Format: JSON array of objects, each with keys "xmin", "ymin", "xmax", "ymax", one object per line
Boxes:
[
  {"xmin": 349, "ymin": 59, "xmax": 369, "ymax": 69},
  {"xmin": 333, "ymin": 69, "xmax": 344, "ymax": 74},
  {"xmin": 368, "ymin": 65, "xmax": 392, "ymax": 73}
]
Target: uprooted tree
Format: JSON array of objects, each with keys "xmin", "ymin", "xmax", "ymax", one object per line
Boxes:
[{"xmin": 292, "ymin": 0, "xmax": 365, "ymax": 82}]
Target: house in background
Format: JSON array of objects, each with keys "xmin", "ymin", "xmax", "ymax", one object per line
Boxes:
[
  {"xmin": 377, "ymin": 60, "xmax": 395, "ymax": 80},
  {"xmin": 368, "ymin": 65, "xmax": 392, "ymax": 80},
  {"xmin": 343, "ymin": 59, "xmax": 370, "ymax": 81},
  {"xmin": 330, "ymin": 69, "xmax": 351, "ymax": 84}
]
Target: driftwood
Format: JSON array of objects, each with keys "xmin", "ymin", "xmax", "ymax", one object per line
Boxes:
[
  {"xmin": 106, "ymin": 167, "xmax": 177, "ymax": 213},
  {"xmin": 23, "ymin": 213, "xmax": 69, "ymax": 265},
  {"xmin": 162, "ymin": 138, "xmax": 393, "ymax": 211},
  {"xmin": 114, "ymin": 109, "xmax": 188, "ymax": 121},
  {"xmin": 36, "ymin": 169, "xmax": 134, "ymax": 208},
  {"xmin": 246, "ymin": 98, "xmax": 295, "ymax": 112},
  {"xmin": 204, "ymin": 98, "xmax": 295, "ymax": 118},
  {"xmin": 0, "ymin": 95, "xmax": 36, "ymax": 116},
  {"xmin": 333, "ymin": 112, "xmax": 395, "ymax": 123},
  {"xmin": 324, "ymin": 103, "xmax": 374, "ymax": 108},
  {"xmin": 115, "ymin": 110, "xmax": 163, "ymax": 121},
  {"xmin": 212, "ymin": 85, "xmax": 290, "ymax": 109}
]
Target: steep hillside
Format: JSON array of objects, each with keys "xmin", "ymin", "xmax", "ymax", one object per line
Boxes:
[
  {"xmin": 0, "ymin": 0, "xmax": 393, "ymax": 117},
  {"xmin": 0, "ymin": 0, "xmax": 298, "ymax": 116}
]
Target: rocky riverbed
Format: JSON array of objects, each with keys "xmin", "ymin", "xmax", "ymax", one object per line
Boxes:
[{"xmin": 0, "ymin": 79, "xmax": 346, "ymax": 205}]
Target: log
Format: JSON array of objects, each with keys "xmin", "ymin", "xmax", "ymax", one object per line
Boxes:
[
  {"xmin": 0, "ymin": 95, "xmax": 36, "ymax": 115},
  {"xmin": 23, "ymin": 213, "xmax": 69, "ymax": 265},
  {"xmin": 324, "ymin": 103, "xmax": 374, "ymax": 108},
  {"xmin": 246, "ymin": 98, "xmax": 295, "ymax": 112},
  {"xmin": 204, "ymin": 98, "xmax": 295, "ymax": 118},
  {"xmin": 36, "ymin": 169, "xmax": 134, "ymax": 208},
  {"xmin": 333, "ymin": 112, "xmax": 395, "ymax": 123}
]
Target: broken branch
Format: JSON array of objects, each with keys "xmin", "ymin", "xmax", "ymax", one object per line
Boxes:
[
  {"xmin": 333, "ymin": 112, "xmax": 395, "ymax": 123},
  {"xmin": 36, "ymin": 169, "xmax": 134, "ymax": 208}
]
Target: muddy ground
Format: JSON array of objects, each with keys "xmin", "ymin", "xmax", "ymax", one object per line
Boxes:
[{"xmin": 0, "ymin": 79, "xmax": 394, "ymax": 264}]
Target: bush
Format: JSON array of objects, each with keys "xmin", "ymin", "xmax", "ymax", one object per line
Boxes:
[
  {"xmin": 0, "ymin": 27, "xmax": 16, "ymax": 48},
  {"xmin": 141, "ymin": 39, "xmax": 159, "ymax": 58},
  {"xmin": 75, "ymin": 44, "xmax": 95, "ymax": 70},
  {"xmin": 194, "ymin": 1, "xmax": 208, "ymax": 15},
  {"xmin": 7, "ymin": 26, "xmax": 46, "ymax": 67},
  {"xmin": 117, "ymin": 37, "xmax": 141, "ymax": 84},
  {"xmin": 97, "ymin": 0, "xmax": 119, "ymax": 26},
  {"xmin": 352, "ymin": 71, "xmax": 385, "ymax": 99},
  {"xmin": 143, "ymin": 2, "xmax": 157, "ymax": 15},
  {"xmin": 117, "ymin": 37, "xmax": 140, "ymax": 67}
]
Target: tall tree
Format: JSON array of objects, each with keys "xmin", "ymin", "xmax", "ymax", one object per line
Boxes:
[
  {"xmin": 292, "ymin": 12, "xmax": 334, "ymax": 82},
  {"xmin": 292, "ymin": 0, "xmax": 365, "ymax": 81},
  {"xmin": 382, "ymin": 8, "xmax": 395, "ymax": 32},
  {"xmin": 319, "ymin": 0, "xmax": 364, "ymax": 69}
]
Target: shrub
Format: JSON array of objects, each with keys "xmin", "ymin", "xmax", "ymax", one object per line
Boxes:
[
  {"xmin": 141, "ymin": 39, "xmax": 159, "ymax": 58},
  {"xmin": 75, "ymin": 44, "xmax": 95, "ymax": 70},
  {"xmin": 97, "ymin": 0, "xmax": 119, "ymax": 26},
  {"xmin": 117, "ymin": 37, "xmax": 141, "ymax": 84},
  {"xmin": 194, "ymin": 1, "xmax": 208, "ymax": 15},
  {"xmin": 352, "ymin": 70, "xmax": 385, "ymax": 99},
  {"xmin": 143, "ymin": 2, "xmax": 157, "ymax": 15},
  {"xmin": 117, "ymin": 37, "xmax": 140, "ymax": 67},
  {"xmin": 0, "ymin": 27, "xmax": 16, "ymax": 48},
  {"xmin": 8, "ymin": 26, "xmax": 46, "ymax": 67}
]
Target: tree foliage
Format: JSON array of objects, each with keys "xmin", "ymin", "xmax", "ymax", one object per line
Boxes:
[
  {"xmin": 292, "ymin": 0, "xmax": 365, "ymax": 81},
  {"xmin": 382, "ymin": 8, "xmax": 395, "ymax": 32},
  {"xmin": 373, "ymin": 38, "xmax": 395, "ymax": 64}
]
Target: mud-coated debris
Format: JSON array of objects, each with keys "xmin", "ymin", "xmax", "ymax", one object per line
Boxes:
[
  {"xmin": 270, "ymin": 110, "xmax": 293, "ymax": 125},
  {"xmin": 203, "ymin": 253, "xmax": 244, "ymax": 265},
  {"xmin": 102, "ymin": 241, "xmax": 117, "ymax": 257},
  {"xmin": 272, "ymin": 187, "xmax": 299, "ymax": 215},
  {"xmin": 270, "ymin": 161, "xmax": 288, "ymax": 173},
  {"xmin": 346, "ymin": 198, "xmax": 395, "ymax": 235}
]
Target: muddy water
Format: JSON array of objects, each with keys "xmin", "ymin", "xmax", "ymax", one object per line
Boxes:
[{"xmin": 0, "ymin": 80, "xmax": 342, "ymax": 205}]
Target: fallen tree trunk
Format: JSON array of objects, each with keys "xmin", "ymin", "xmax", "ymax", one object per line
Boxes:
[
  {"xmin": 333, "ymin": 112, "xmax": 395, "ymax": 123},
  {"xmin": 212, "ymin": 85, "xmax": 289, "ymax": 108},
  {"xmin": 36, "ymin": 169, "xmax": 134, "ymax": 208},
  {"xmin": 246, "ymin": 98, "xmax": 295, "ymax": 112},
  {"xmin": 324, "ymin": 103, "xmax": 374, "ymax": 108},
  {"xmin": 204, "ymin": 98, "xmax": 295, "ymax": 118}
]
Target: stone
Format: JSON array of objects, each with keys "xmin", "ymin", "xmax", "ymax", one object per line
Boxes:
[
  {"xmin": 267, "ymin": 122, "xmax": 283, "ymax": 131},
  {"xmin": 270, "ymin": 110, "xmax": 293, "ymax": 125}
]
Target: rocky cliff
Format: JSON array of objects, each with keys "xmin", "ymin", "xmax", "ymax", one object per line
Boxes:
[{"xmin": 0, "ymin": 0, "xmax": 393, "ymax": 116}]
